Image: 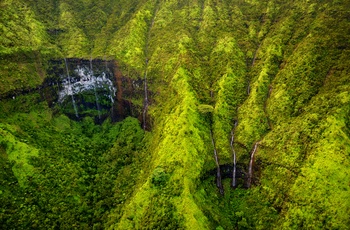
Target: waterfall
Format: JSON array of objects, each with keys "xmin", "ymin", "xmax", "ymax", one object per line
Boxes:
[
  {"xmin": 251, "ymin": 42, "xmax": 261, "ymax": 67},
  {"xmin": 230, "ymin": 120, "xmax": 238, "ymax": 188},
  {"xmin": 142, "ymin": 6, "xmax": 158, "ymax": 131},
  {"xmin": 142, "ymin": 59, "xmax": 149, "ymax": 131},
  {"xmin": 210, "ymin": 130, "xmax": 224, "ymax": 195},
  {"xmin": 230, "ymin": 131, "xmax": 236, "ymax": 188},
  {"xmin": 64, "ymin": 58, "xmax": 79, "ymax": 118},
  {"xmin": 90, "ymin": 57, "xmax": 101, "ymax": 119},
  {"xmin": 247, "ymin": 142, "xmax": 259, "ymax": 188}
]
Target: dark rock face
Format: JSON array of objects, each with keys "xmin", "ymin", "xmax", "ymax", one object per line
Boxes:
[
  {"xmin": 111, "ymin": 61, "xmax": 144, "ymax": 123},
  {"xmin": 58, "ymin": 59, "xmax": 115, "ymax": 121},
  {"xmin": 204, "ymin": 164, "xmax": 248, "ymax": 189},
  {"xmin": 44, "ymin": 59, "xmax": 145, "ymax": 123}
]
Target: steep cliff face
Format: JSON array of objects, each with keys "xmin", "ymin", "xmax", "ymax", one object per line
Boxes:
[{"xmin": 1, "ymin": 0, "xmax": 350, "ymax": 229}]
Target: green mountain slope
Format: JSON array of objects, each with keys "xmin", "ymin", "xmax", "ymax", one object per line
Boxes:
[{"xmin": 0, "ymin": 0, "xmax": 349, "ymax": 229}]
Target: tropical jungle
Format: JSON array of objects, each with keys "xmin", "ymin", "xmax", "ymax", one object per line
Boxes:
[{"xmin": 0, "ymin": 0, "xmax": 350, "ymax": 229}]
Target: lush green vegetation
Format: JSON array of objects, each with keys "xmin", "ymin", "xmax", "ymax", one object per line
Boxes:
[
  {"xmin": 1, "ymin": 0, "xmax": 350, "ymax": 229},
  {"xmin": 0, "ymin": 93, "xmax": 146, "ymax": 229}
]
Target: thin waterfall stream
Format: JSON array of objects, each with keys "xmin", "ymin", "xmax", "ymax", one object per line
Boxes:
[
  {"xmin": 251, "ymin": 43, "xmax": 262, "ymax": 67},
  {"xmin": 210, "ymin": 130, "xmax": 224, "ymax": 195},
  {"xmin": 230, "ymin": 120, "xmax": 238, "ymax": 188},
  {"xmin": 142, "ymin": 59, "xmax": 149, "ymax": 131},
  {"xmin": 64, "ymin": 58, "xmax": 79, "ymax": 118},
  {"xmin": 142, "ymin": 7, "xmax": 157, "ymax": 131},
  {"xmin": 247, "ymin": 142, "xmax": 259, "ymax": 188}
]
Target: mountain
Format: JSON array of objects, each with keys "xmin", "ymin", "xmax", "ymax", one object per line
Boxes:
[{"xmin": 0, "ymin": 0, "xmax": 349, "ymax": 229}]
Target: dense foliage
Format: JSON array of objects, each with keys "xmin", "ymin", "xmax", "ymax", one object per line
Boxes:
[
  {"xmin": 0, "ymin": 93, "xmax": 146, "ymax": 229},
  {"xmin": 1, "ymin": 0, "xmax": 350, "ymax": 229}
]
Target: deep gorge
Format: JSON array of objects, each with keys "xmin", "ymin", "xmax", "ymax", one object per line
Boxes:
[{"xmin": 1, "ymin": 0, "xmax": 350, "ymax": 229}]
